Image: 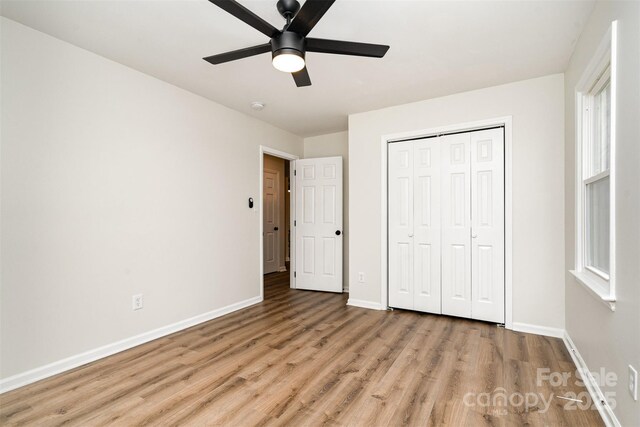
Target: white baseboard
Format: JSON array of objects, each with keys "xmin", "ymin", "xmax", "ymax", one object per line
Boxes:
[
  {"xmin": 277, "ymin": 266, "xmax": 287, "ymax": 272},
  {"xmin": 511, "ymin": 322, "xmax": 564, "ymax": 338},
  {"xmin": 0, "ymin": 295, "xmax": 263, "ymax": 394},
  {"xmin": 347, "ymin": 298, "xmax": 385, "ymax": 310},
  {"xmin": 562, "ymin": 332, "xmax": 621, "ymax": 427}
]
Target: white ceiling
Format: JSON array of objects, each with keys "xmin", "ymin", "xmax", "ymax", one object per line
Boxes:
[{"xmin": 1, "ymin": 0, "xmax": 594, "ymax": 137}]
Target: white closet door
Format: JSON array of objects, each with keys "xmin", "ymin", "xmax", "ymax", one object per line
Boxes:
[
  {"xmin": 441, "ymin": 133, "xmax": 472, "ymax": 318},
  {"xmin": 413, "ymin": 139, "xmax": 441, "ymax": 313},
  {"xmin": 295, "ymin": 157, "xmax": 343, "ymax": 293},
  {"xmin": 388, "ymin": 142, "xmax": 414, "ymax": 310},
  {"xmin": 470, "ymin": 129, "xmax": 505, "ymax": 322}
]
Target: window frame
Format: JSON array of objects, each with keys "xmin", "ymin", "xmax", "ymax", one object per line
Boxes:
[{"xmin": 571, "ymin": 21, "xmax": 617, "ymax": 310}]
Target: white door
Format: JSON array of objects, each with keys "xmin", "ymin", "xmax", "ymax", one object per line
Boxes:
[
  {"xmin": 388, "ymin": 129, "xmax": 505, "ymax": 322},
  {"xmin": 470, "ymin": 128, "xmax": 505, "ymax": 323},
  {"xmin": 388, "ymin": 140, "xmax": 442, "ymax": 313},
  {"xmin": 440, "ymin": 133, "xmax": 472, "ymax": 318},
  {"xmin": 263, "ymin": 169, "xmax": 280, "ymax": 274},
  {"xmin": 413, "ymin": 139, "xmax": 442, "ymax": 313},
  {"xmin": 388, "ymin": 142, "xmax": 414, "ymax": 309},
  {"xmin": 294, "ymin": 157, "xmax": 343, "ymax": 293}
]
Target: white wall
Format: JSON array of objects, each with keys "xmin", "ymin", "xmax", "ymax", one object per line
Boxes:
[
  {"xmin": 303, "ymin": 131, "xmax": 349, "ymax": 291},
  {"xmin": 0, "ymin": 18, "xmax": 303, "ymax": 381},
  {"xmin": 564, "ymin": 1, "xmax": 640, "ymax": 425},
  {"xmin": 349, "ymin": 74, "xmax": 565, "ymax": 330}
]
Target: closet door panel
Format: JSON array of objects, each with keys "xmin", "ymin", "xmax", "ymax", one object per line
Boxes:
[
  {"xmin": 413, "ymin": 139, "xmax": 441, "ymax": 313},
  {"xmin": 388, "ymin": 142, "xmax": 414, "ymax": 310},
  {"xmin": 471, "ymin": 129, "xmax": 505, "ymax": 322},
  {"xmin": 441, "ymin": 133, "xmax": 472, "ymax": 318}
]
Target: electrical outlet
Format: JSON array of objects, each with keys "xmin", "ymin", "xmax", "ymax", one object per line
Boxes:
[
  {"xmin": 358, "ymin": 272, "xmax": 365, "ymax": 283},
  {"xmin": 629, "ymin": 365, "xmax": 638, "ymax": 401},
  {"xmin": 132, "ymin": 294, "xmax": 144, "ymax": 311}
]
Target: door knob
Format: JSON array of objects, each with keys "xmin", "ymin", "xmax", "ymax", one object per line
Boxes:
[
  {"xmin": 472, "ymin": 233, "xmax": 477, "ymax": 238},
  {"xmin": 408, "ymin": 233, "xmax": 414, "ymax": 238},
  {"xmin": 274, "ymin": 227, "xmax": 279, "ymax": 231},
  {"xmin": 335, "ymin": 230, "xmax": 341, "ymax": 236}
]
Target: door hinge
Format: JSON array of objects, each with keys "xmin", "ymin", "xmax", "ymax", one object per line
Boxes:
[
  {"xmin": 294, "ymin": 271, "xmax": 296, "ymax": 278},
  {"xmin": 294, "ymin": 170, "xmax": 296, "ymax": 176},
  {"xmin": 294, "ymin": 220, "xmax": 296, "ymax": 226}
]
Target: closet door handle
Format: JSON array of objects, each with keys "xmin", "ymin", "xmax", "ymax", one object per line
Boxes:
[
  {"xmin": 471, "ymin": 233, "xmax": 477, "ymax": 238},
  {"xmin": 408, "ymin": 233, "xmax": 414, "ymax": 238}
]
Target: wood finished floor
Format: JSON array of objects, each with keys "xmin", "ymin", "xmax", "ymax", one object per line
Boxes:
[{"xmin": 1, "ymin": 272, "xmax": 603, "ymax": 426}]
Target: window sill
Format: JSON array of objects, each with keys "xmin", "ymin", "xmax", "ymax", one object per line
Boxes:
[{"xmin": 569, "ymin": 270, "xmax": 616, "ymax": 311}]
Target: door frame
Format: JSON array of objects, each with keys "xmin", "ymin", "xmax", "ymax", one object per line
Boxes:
[
  {"xmin": 379, "ymin": 116, "xmax": 514, "ymax": 330},
  {"xmin": 259, "ymin": 146, "xmax": 299, "ymax": 300}
]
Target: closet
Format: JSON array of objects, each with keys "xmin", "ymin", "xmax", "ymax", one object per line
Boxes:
[{"xmin": 388, "ymin": 127, "xmax": 505, "ymax": 323}]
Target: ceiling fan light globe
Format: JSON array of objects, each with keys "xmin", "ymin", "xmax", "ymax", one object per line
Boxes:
[{"xmin": 272, "ymin": 52, "xmax": 305, "ymax": 73}]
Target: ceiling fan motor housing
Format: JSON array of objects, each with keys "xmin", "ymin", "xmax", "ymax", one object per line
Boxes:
[
  {"xmin": 276, "ymin": 0, "xmax": 300, "ymax": 19},
  {"xmin": 271, "ymin": 31, "xmax": 306, "ymax": 59}
]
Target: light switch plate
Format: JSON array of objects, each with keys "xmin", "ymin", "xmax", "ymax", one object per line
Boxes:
[{"xmin": 629, "ymin": 365, "xmax": 638, "ymax": 401}]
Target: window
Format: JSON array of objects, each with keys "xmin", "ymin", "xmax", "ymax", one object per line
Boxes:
[
  {"xmin": 584, "ymin": 69, "xmax": 611, "ymax": 279},
  {"xmin": 571, "ymin": 22, "xmax": 617, "ymax": 309}
]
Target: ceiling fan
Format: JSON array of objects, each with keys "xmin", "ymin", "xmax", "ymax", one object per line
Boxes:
[{"xmin": 203, "ymin": 0, "xmax": 390, "ymax": 87}]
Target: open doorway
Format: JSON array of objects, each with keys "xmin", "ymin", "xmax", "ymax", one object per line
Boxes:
[
  {"xmin": 260, "ymin": 147, "xmax": 344, "ymax": 300},
  {"xmin": 260, "ymin": 147, "xmax": 297, "ymax": 301},
  {"xmin": 263, "ymin": 153, "xmax": 290, "ymax": 274}
]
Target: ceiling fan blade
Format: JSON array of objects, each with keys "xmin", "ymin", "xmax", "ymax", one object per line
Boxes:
[
  {"xmin": 203, "ymin": 43, "xmax": 271, "ymax": 64},
  {"xmin": 287, "ymin": 0, "xmax": 335, "ymax": 37},
  {"xmin": 208, "ymin": 0, "xmax": 279, "ymax": 38},
  {"xmin": 292, "ymin": 67, "xmax": 312, "ymax": 87},
  {"xmin": 306, "ymin": 38, "xmax": 389, "ymax": 58}
]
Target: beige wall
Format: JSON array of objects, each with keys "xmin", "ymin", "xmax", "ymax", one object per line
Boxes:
[
  {"xmin": 348, "ymin": 74, "xmax": 566, "ymax": 329},
  {"xmin": 263, "ymin": 154, "xmax": 287, "ymax": 270},
  {"xmin": 563, "ymin": 1, "xmax": 640, "ymax": 425},
  {"xmin": 304, "ymin": 131, "xmax": 349, "ymax": 291},
  {"xmin": 0, "ymin": 18, "xmax": 303, "ymax": 380}
]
